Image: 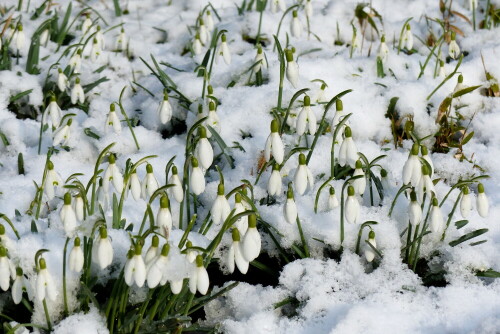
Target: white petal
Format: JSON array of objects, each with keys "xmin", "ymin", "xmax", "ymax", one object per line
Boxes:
[
  {"xmin": 227, "ymin": 245, "xmax": 235, "ymax": 274},
  {"xmin": 196, "ymin": 267, "xmax": 209, "ymax": 295},
  {"xmin": 234, "ymin": 242, "xmax": 249, "ymax": 274},
  {"xmin": 294, "ymin": 166, "xmax": 308, "ymax": 195},
  {"xmin": 12, "ymin": 277, "xmax": 23, "ymax": 304},
  {"xmin": 271, "ymin": 133, "xmax": 284, "ymax": 164},
  {"xmin": 190, "ymin": 167, "xmax": 205, "ymax": 195},
  {"xmin": 284, "ymin": 199, "xmax": 297, "ymax": 224},
  {"xmin": 477, "ymin": 193, "xmax": 489, "ymax": 218},
  {"xmin": 460, "ymin": 194, "xmax": 471, "ymax": 218},
  {"xmin": 345, "ymin": 196, "xmax": 360, "ymax": 224}
]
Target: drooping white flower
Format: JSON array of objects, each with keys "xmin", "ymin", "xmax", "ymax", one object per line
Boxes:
[
  {"xmin": 12, "ymin": 24, "xmax": 25, "ymax": 53},
  {"xmin": 115, "ymin": 28, "xmax": 128, "ymax": 51},
  {"xmin": 145, "ymin": 235, "xmax": 160, "ymax": 265},
  {"xmin": 227, "ymin": 229, "xmax": 249, "ymax": 274},
  {"xmin": 168, "ymin": 166, "xmax": 184, "ymax": 203},
  {"xmin": 264, "ymin": 119, "xmax": 285, "ymax": 164},
  {"xmin": 12, "ymin": 267, "xmax": 33, "ymax": 304},
  {"xmin": 476, "ymin": 183, "xmax": 489, "ymax": 218},
  {"xmin": 53, "ymin": 118, "xmax": 72, "ymax": 146},
  {"xmin": 45, "ymin": 161, "xmax": 63, "ymax": 200},
  {"xmin": 352, "ymin": 160, "xmax": 366, "ymax": 195},
  {"xmin": 36, "ymin": 258, "xmax": 57, "ymax": 301},
  {"xmin": 124, "ymin": 245, "xmax": 146, "ymax": 287},
  {"xmin": 430, "ymin": 197, "xmax": 444, "ymax": 234},
  {"xmin": 469, "ymin": 0, "xmax": 478, "ymax": 11},
  {"xmin": 141, "ymin": 164, "xmax": 159, "ymax": 199},
  {"xmin": 285, "ymin": 49, "xmax": 299, "ymax": 88},
  {"xmin": 206, "ymin": 102, "xmax": 221, "ymax": 134},
  {"xmin": 284, "ymin": 188, "xmax": 298, "ymax": 224},
  {"xmin": 448, "ymin": 32, "xmax": 460, "ymax": 60},
  {"xmin": 205, "ymin": 10, "xmax": 214, "ymax": 31},
  {"xmin": 331, "ymin": 99, "xmax": 349, "ymax": 145},
  {"xmin": 338, "ymin": 126, "xmax": 358, "ymax": 169},
  {"xmin": 189, "ymin": 255, "xmax": 210, "ymax": 295},
  {"xmin": 290, "ymin": 10, "xmax": 303, "ymax": 38},
  {"xmin": 185, "ymin": 241, "xmax": 198, "ymax": 264},
  {"xmin": 147, "ymin": 243, "xmax": 170, "ymax": 288},
  {"xmin": 198, "ymin": 19, "xmax": 209, "ymax": 44},
  {"xmin": 233, "ymin": 193, "xmax": 248, "ymax": 236},
  {"xmin": 195, "ymin": 126, "xmax": 214, "ymax": 170},
  {"xmin": 158, "ymin": 92, "xmax": 173, "ymax": 124},
  {"xmin": 69, "ymin": 49, "xmax": 82, "ymax": 73},
  {"xmin": 296, "ymin": 95, "xmax": 317, "ymax": 136},
  {"xmin": 438, "ymin": 60, "xmax": 446, "ymax": 78},
  {"xmin": 268, "ymin": 163, "xmax": 282, "ymax": 196},
  {"xmin": 128, "ymin": 171, "xmax": 141, "ymax": 201},
  {"xmin": 270, "ymin": 0, "xmax": 286, "ymax": 13},
  {"xmin": 43, "ymin": 96, "xmax": 63, "ymax": 129},
  {"xmin": 71, "ymin": 78, "xmax": 85, "ymax": 104},
  {"xmin": 90, "ymin": 37, "xmax": 101, "ymax": 62},
  {"xmin": 96, "ymin": 178, "xmax": 110, "ymax": 210},
  {"xmin": 211, "ymin": 184, "xmax": 231, "ymax": 225},
  {"xmin": 380, "ymin": 168, "xmax": 391, "ymax": 192},
  {"xmin": 364, "ymin": 230, "xmax": 377, "ymax": 262},
  {"xmin": 57, "ymin": 68, "xmax": 68, "ymax": 92},
  {"xmin": 0, "ymin": 247, "xmax": 13, "ymax": 291},
  {"xmin": 403, "ymin": 24, "xmax": 413, "ymax": 50},
  {"xmin": 345, "ymin": 185, "xmax": 360, "ymax": 224},
  {"xmin": 420, "ymin": 146, "xmax": 434, "ymax": 177},
  {"xmin": 252, "ymin": 45, "xmax": 267, "ymax": 75},
  {"xmin": 408, "ymin": 191, "xmax": 422, "ymax": 226},
  {"xmin": 460, "ymin": 187, "xmax": 472, "ymax": 218},
  {"xmin": 103, "ymin": 154, "xmax": 124, "ymax": 193},
  {"xmin": 157, "ymin": 195, "xmax": 173, "ymax": 239},
  {"xmin": 69, "ymin": 237, "xmax": 84, "ymax": 272},
  {"xmin": 216, "ymin": 34, "xmax": 231, "ymax": 65},
  {"xmin": 93, "ymin": 227, "xmax": 113, "ymax": 270},
  {"xmin": 328, "ymin": 186, "xmax": 339, "ymax": 210},
  {"xmin": 313, "ymin": 83, "xmax": 327, "ymax": 103},
  {"xmin": 60, "ymin": 193, "xmax": 77, "ymax": 235},
  {"xmin": 305, "ymin": 0, "xmax": 313, "ymax": 19},
  {"xmin": 190, "ymin": 157, "xmax": 205, "ymax": 195},
  {"xmin": 95, "ymin": 26, "xmax": 105, "ymax": 50},
  {"xmin": 82, "ymin": 14, "xmax": 92, "ymax": 33},
  {"xmin": 242, "ymin": 214, "xmax": 261, "ymax": 262},
  {"xmin": 417, "ymin": 165, "xmax": 435, "ymax": 203},
  {"xmin": 294, "ymin": 153, "xmax": 314, "ymax": 195},
  {"xmin": 378, "ymin": 35, "xmax": 389, "ymax": 62},
  {"xmin": 105, "ymin": 103, "xmax": 121, "ymax": 133},
  {"xmin": 0, "ymin": 225, "xmax": 13, "ymax": 253},
  {"xmin": 402, "ymin": 144, "xmax": 422, "ymax": 186},
  {"xmin": 193, "ymin": 34, "xmax": 202, "ymax": 55},
  {"xmin": 74, "ymin": 194, "xmax": 85, "ymax": 222}
]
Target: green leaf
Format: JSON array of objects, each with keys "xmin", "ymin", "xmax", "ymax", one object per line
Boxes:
[
  {"xmin": 454, "ymin": 220, "xmax": 468, "ymax": 229},
  {"xmin": 470, "ymin": 239, "xmax": 487, "ymax": 246},
  {"xmin": 449, "ymin": 228, "xmax": 488, "ymax": 247},
  {"xmin": 31, "ymin": 220, "xmax": 38, "ymax": 233},
  {"xmin": 476, "ymin": 269, "xmax": 500, "ymax": 278},
  {"xmin": 207, "ymin": 126, "xmax": 235, "ymax": 169},
  {"xmin": 9, "ymin": 89, "xmax": 33, "ymax": 103},
  {"xmin": 461, "ymin": 131, "xmax": 474, "ymax": 145},
  {"xmin": 452, "ymin": 85, "xmax": 481, "ymax": 98}
]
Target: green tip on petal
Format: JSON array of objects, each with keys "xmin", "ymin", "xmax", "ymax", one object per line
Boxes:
[
  {"xmin": 110, "ymin": 103, "xmax": 115, "ymax": 112},
  {"xmin": 380, "ymin": 168, "xmax": 388, "ymax": 178},
  {"xmin": 109, "ymin": 154, "xmax": 116, "ymax": 164},
  {"xmin": 478, "ymin": 183, "xmax": 485, "ymax": 193},
  {"xmin": 48, "ymin": 160, "xmax": 54, "ymax": 170},
  {"xmin": 299, "ymin": 153, "xmax": 306, "ymax": 165},
  {"xmin": 368, "ymin": 230, "xmax": 375, "ymax": 239},
  {"xmin": 451, "ymin": 31, "xmax": 456, "ymax": 40},
  {"xmin": 432, "ymin": 197, "xmax": 439, "ymax": 206},
  {"xmin": 329, "ymin": 186, "xmax": 335, "ymax": 195},
  {"xmin": 336, "ymin": 99, "xmax": 343, "ymax": 111},
  {"xmin": 74, "ymin": 237, "xmax": 81, "ymax": 247},
  {"xmin": 209, "ymin": 101, "xmax": 215, "ymax": 111},
  {"xmin": 406, "ymin": 24, "xmax": 411, "ymax": 31},
  {"xmin": 67, "ymin": 118, "xmax": 73, "ymax": 126},
  {"xmin": 287, "ymin": 188, "xmax": 294, "ymax": 199},
  {"xmin": 355, "ymin": 160, "xmax": 362, "ymax": 169},
  {"xmin": 172, "ymin": 165, "xmax": 178, "ymax": 175},
  {"xmin": 127, "ymin": 249, "xmax": 134, "ymax": 259},
  {"xmin": 16, "ymin": 267, "xmax": 23, "ymax": 276},
  {"xmin": 50, "ymin": 95, "xmax": 57, "ymax": 102},
  {"xmin": 161, "ymin": 243, "xmax": 170, "ymax": 256},
  {"xmin": 292, "ymin": 10, "xmax": 298, "ymax": 17},
  {"xmin": 381, "ymin": 35, "xmax": 386, "ymax": 43},
  {"xmin": 186, "ymin": 240, "xmax": 193, "ymax": 248},
  {"xmin": 411, "ymin": 143, "xmax": 419, "ymax": 155},
  {"xmin": 270, "ymin": 119, "xmax": 279, "ymax": 133},
  {"xmin": 146, "ymin": 163, "xmax": 153, "ymax": 173},
  {"xmin": 191, "ymin": 156, "xmax": 199, "ymax": 168},
  {"xmin": 221, "ymin": 34, "xmax": 227, "ymax": 42},
  {"xmin": 64, "ymin": 192, "xmax": 72, "ymax": 205},
  {"xmin": 344, "ymin": 126, "xmax": 352, "ymax": 138},
  {"xmin": 304, "ymin": 95, "xmax": 311, "ymax": 106},
  {"xmin": 0, "ymin": 224, "xmax": 5, "ymax": 235},
  {"xmin": 257, "ymin": 45, "xmax": 263, "ymax": 54},
  {"xmin": 58, "ymin": 68, "xmax": 63, "ymax": 73},
  {"xmin": 135, "ymin": 244, "xmax": 142, "ymax": 255},
  {"xmin": 462, "ymin": 187, "xmax": 470, "ymax": 195},
  {"xmin": 217, "ymin": 183, "xmax": 225, "ymax": 196},
  {"xmin": 160, "ymin": 195, "xmax": 169, "ymax": 209},
  {"xmin": 39, "ymin": 258, "xmax": 47, "ymax": 269},
  {"xmin": 207, "ymin": 85, "xmax": 213, "ymax": 95},
  {"xmin": 17, "ymin": 24, "xmax": 23, "ymax": 31},
  {"xmin": 196, "ymin": 255, "xmax": 204, "ymax": 267},
  {"xmin": 163, "ymin": 92, "xmax": 169, "ymax": 101},
  {"xmin": 152, "ymin": 235, "xmax": 159, "ymax": 247},
  {"xmin": 285, "ymin": 49, "xmax": 294, "ymax": 62},
  {"xmin": 235, "ymin": 193, "xmax": 242, "ymax": 203},
  {"xmin": 421, "ymin": 145, "xmax": 428, "ymax": 156},
  {"xmin": 458, "ymin": 74, "xmax": 463, "ymax": 83},
  {"xmin": 272, "ymin": 163, "xmax": 280, "ymax": 171},
  {"xmin": 99, "ymin": 227, "xmax": 108, "ymax": 239},
  {"xmin": 347, "ymin": 185, "xmax": 355, "ymax": 196},
  {"xmin": 248, "ymin": 213, "xmax": 257, "ymax": 228},
  {"xmin": 422, "ymin": 165, "xmax": 430, "ymax": 176},
  {"xmin": 321, "ymin": 83, "xmax": 327, "ymax": 90},
  {"xmin": 199, "ymin": 126, "xmax": 207, "ymax": 138},
  {"xmin": 75, "ymin": 77, "xmax": 81, "ymax": 84},
  {"xmin": 440, "ymin": 60, "xmax": 444, "ymax": 66},
  {"xmin": 410, "ymin": 191, "xmax": 417, "ymax": 202},
  {"xmin": 199, "ymin": 18, "xmax": 204, "ymax": 25},
  {"xmin": 232, "ymin": 228, "xmax": 240, "ymax": 242},
  {"xmin": 0, "ymin": 246, "xmax": 7, "ymax": 257}
]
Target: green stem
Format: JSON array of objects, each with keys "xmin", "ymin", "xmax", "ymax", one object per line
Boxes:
[
  {"xmin": 62, "ymin": 237, "xmax": 70, "ymax": 316},
  {"xmin": 42, "ymin": 299, "xmax": 52, "ymax": 331},
  {"xmin": 440, "ymin": 192, "xmax": 462, "ymax": 241},
  {"xmin": 295, "ymin": 216, "xmax": 309, "ymax": 257}
]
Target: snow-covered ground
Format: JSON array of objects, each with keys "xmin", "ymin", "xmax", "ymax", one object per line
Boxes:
[{"xmin": 0, "ymin": 0, "xmax": 499, "ymax": 333}]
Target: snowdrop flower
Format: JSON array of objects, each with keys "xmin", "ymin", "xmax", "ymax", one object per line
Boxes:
[
  {"xmin": 82, "ymin": 14, "xmax": 92, "ymax": 33},
  {"xmin": 40, "ymin": 29, "xmax": 49, "ymax": 45},
  {"xmin": 284, "ymin": 187, "xmax": 298, "ymax": 224},
  {"xmin": 195, "ymin": 127, "xmax": 214, "ymax": 170},
  {"xmin": 352, "ymin": 160, "xmax": 366, "ymax": 195},
  {"xmin": 402, "ymin": 144, "xmax": 422, "ymax": 186},
  {"xmin": 116, "ymin": 28, "xmax": 128, "ymax": 51},
  {"xmin": 408, "ymin": 191, "xmax": 422, "ymax": 226},
  {"xmin": 216, "ymin": 34, "xmax": 231, "ymax": 65},
  {"xmin": 57, "ymin": 68, "xmax": 68, "ymax": 92},
  {"xmin": 285, "ymin": 49, "xmax": 299, "ymax": 88},
  {"xmin": 296, "ymin": 95, "xmax": 317, "ymax": 136},
  {"xmin": 193, "ymin": 33, "xmax": 202, "ymax": 55},
  {"xmin": 128, "ymin": 170, "xmax": 141, "ymax": 201},
  {"xmin": 211, "ymin": 184, "xmax": 231, "ymax": 225},
  {"xmin": 189, "ymin": 255, "xmax": 209, "ymax": 295},
  {"xmin": 71, "ymin": 78, "xmax": 85, "ymax": 104},
  {"xmin": 271, "ymin": 0, "xmax": 286, "ymax": 13},
  {"xmin": 12, "ymin": 24, "xmax": 25, "ymax": 53},
  {"xmin": 90, "ymin": 37, "xmax": 101, "ymax": 61},
  {"xmin": 351, "ymin": 27, "xmax": 360, "ymax": 51},
  {"xmin": 43, "ymin": 96, "xmax": 63, "ymax": 129},
  {"xmin": 430, "ymin": 197, "xmax": 444, "ymax": 234},
  {"xmin": 95, "ymin": 25, "xmax": 105, "ymax": 50},
  {"xmin": 438, "ymin": 60, "xmax": 446, "ymax": 78},
  {"xmin": 364, "ymin": 230, "xmax": 377, "ymax": 263},
  {"xmin": 45, "ymin": 161, "xmax": 63, "ymax": 200},
  {"xmin": 124, "ymin": 245, "xmax": 146, "ymax": 287},
  {"xmin": 378, "ymin": 35, "xmax": 389, "ymax": 62},
  {"xmin": 421, "ymin": 146, "xmax": 434, "ymax": 177},
  {"xmin": 60, "ymin": 193, "xmax": 77, "ymax": 235},
  {"xmin": 448, "ymin": 32, "xmax": 460, "ymax": 60},
  {"xmin": 94, "ymin": 227, "xmax": 113, "ymax": 269},
  {"xmin": 141, "ymin": 164, "xmax": 159, "ymax": 199},
  {"xmin": 185, "ymin": 241, "xmax": 198, "ymax": 263},
  {"xmin": 198, "ymin": 19, "xmax": 209, "ymax": 44},
  {"xmin": 190, "ymin": 157, "xmax": 205, "ymax": 195},
  {"xmin": 69, "ymin": 237, "xmax": 84, "ymax": 272},
  {"xmin": 147, "ymin": 243, "xmax": 170, "ymax": 288},
  {"xmin": 158, "ymin": 92, "xmax": 172, "ymax": 125},
  {"xmin": 264, "ymin": 119, "xmax": 285, "ymax": 164},
  {"xmin": 103, "ymin": 154, "xmax": 124, "ymax": 193},
  {"xmin": 105, "ymin": 103, "xmax": 121, "ymax": 133},
  {"xmin": 314, "ymin": 83, "xmax": 327, "ymax": 103},
  {"xmin": 233, "ymin": 194, "xmax": 248, "ymax": 236},
  {"xmin": 403, "ymin": 24, "xmax": 413, "ymax": 50},
  {"xmin": 417, "ymin": 165, "xmax": 435, "ymax": 203},
  {"xmin": 36, "ymin": 258, "xmax": 57, "ymax": 301},
  {"xmin": 252, "ymin": 45, "xmax": 267, "ymax": 75},
  {"xmin": 469, "ymin": 0, "xmax": 478, "ymax": 10},
  {"xmin": 168, "ymin": 166, "xmax": 184, "ymax": 203},
  {"xmin": 328, "ymin": 186, "xmax": 339, "ymax": 210},
  {"xmin": 268, "ymin": 163, "xmax": 282, "ymax": 196},
  {"xmin": 331, "ymin": 99, "xmax": 348, "ymax": 143},
  {"xmin": 69, "ymin": 49, "xmax": 82, "ymax": 73},
  {"xmin": 12, "ymin": 268, "xmax": 32, "ymax": 304},
  {"xmin": 476, "ymin": 183, "xmax": 489, "ymax": 218},
  {"xmin": 460, "ymin": 187, "xmax": 472, "ymax": 218},
  {"xmin": 294, "ymin": 153, "xmax": 314, "ymax": 195},
  {"xmin": 228, "ymin": 229, "xmax": 249, "ymax": 274},
  {"xmin": 0, "ymin": 246, "xmax": 13, "ymax": 291},
  {"xmin": 0, "ymin": 225, "xmax": 13, "ymax": 252},
  {"xmin": 206, "ymin": 102, "xmax": 221, "ymax": 135},
  {"xmin": 205, "ymin": 10, "xmax": 214, "ymax": 31},
  {"xmin": 453, "ymin": 74, "xmax": 465, "ymax": 95},
  {"xmin": 380, "ymin": 168, "xmax": 391, "ymax": 192},
  {"xmin": 338, "ymin": 126, "xmax": 358, "ymax": 169},
  {"xmin": 96, "ymin": 178, "xmax": 110, "ymax": 210},
  {"xmin": 157, "ymin": 195, "xmax": 173, "ymax": 239},
  {"xmin": 145, "ymin": 236, "xmax": 160, "ymax": 264},
  {"xmin": 74, "ymin": 194, "xmax": 84, "ymax": 222},
  {"xmin": 345, "ymin": 185, "xmax": 360, "ymax": 224},
  {"xmin": 53, "ymin": 118, "xmax": 72, "ymax": 146},
  {"xmin": 242, "ymin": 214, "xmax": 261, "ymax": 262},
  {"xmin": 290, "ymin": 10, "xmax": 303, "ymax": 38},
  {"xmin": 305, "ymin": 0, "xmax": 313, "ymax": 19}
]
